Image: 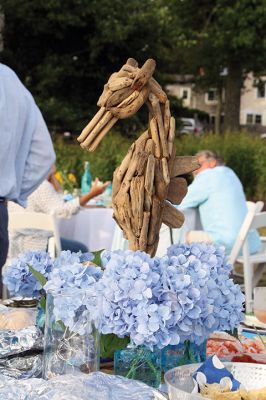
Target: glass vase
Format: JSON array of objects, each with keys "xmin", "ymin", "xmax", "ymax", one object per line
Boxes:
[
  {"xmin": 43, "ymin": 289, "xmax": 100, "ymax": 379},
  {"xmin": 162, "ymin": 340, "xmax": 207, "ymax": 372},
  {"xmin": 114, "ymin": 346, "xmax": 161, "ymax": 388}
]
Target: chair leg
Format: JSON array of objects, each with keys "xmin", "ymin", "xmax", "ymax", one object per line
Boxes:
[
  {"xmin": 253, "ymin": 263, "xmax": 266, "ymax": 287},
  {"xmin": 243, "ymin": 243, "xmax": 253, "ymax": 313}
]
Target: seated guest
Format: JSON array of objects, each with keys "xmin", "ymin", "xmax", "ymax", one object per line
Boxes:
[
  {"xmin": 179, "ymin": 150, "xmax": 261, "ymax": 254},
  {"xmin": 8, "ymin": 165, "xmax": 110, "ymax": 256}
]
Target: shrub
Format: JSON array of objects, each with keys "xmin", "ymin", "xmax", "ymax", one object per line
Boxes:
[
  {"xmin": 54, "ymin": 130, "xmax": 266, "ymax": 203},
  {"xmin": 54, "ymin": 131, "xmax": 131, "ymax": 185},
  {"xmin": 175, "ymin": 131, "xmax": 266, "ymax": 202}
]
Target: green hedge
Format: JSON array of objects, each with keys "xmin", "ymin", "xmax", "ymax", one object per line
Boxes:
[
  {"xmin": 54, "ymin": 131, "xmax": 266, "ymax": 202},
  {"xmin": 175, "ymin": 132, "xmax": 266, "ymax": 201},
  {"xmin": 54, "ymin": 131, "xmax": 131, "ymax": 184}
]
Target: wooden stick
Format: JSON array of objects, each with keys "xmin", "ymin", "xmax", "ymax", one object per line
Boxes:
[
  {"xmin": 145, "ymin": 139, "xmax": 155, "ymax": 155},
  {"xmin": 162, "ymin": 157, "xmax": 170, "ymax": 185},
  {"xmin": 130, "ymin": 176, "xmax": 144, "ymax": 237},
  {"xmin": 154, "ymin": 159, "xmax": 168, "ymax": 201},
  {"xmin": 162, "ymin": 201, "xmax": 185, "ymax": 228},
  {"xmin": 106, "ymin": 86, "xmax": 134, "ymax": 108},
  {"xmin": 136, "ymin": 151, "xmax": 148, "ymax": 176},
  {"xmin": 147, "ymin": 236, "xmax": 159, "ymax": 257},
  {"xmin": 126, "ymin": 58, "xmax": 138, "ymax": 68},
  {"xmin": 164, "ymin": 100, "xmax": 171, "ymax": 136},
  {"xmin": 108, "ymin": 77, "xmax": 133, "ymax": 91},
  {"xmin": 97, "ymin": 84, "xmax": 113, "ymax": 107},
  {"xmin": 144, "ymin": 190, "xmax": 151, "ymax": 212},
  {"xmin": 134, "ymin": 130, "xmax": 150, "ymax": 150},
  {"xmin": 110, "ymin": 86, "xmax": 149, "ymax": 119},
  {"xmin": 87, "ymin": 117, "xmax": 118, "ymax": 151},
  {"xmin": 149, "ymin": 78, "xmax": 167, "ymax": 103},
  {"xmin": 116, "ymin": 143, "xmax": 135, "ymax": 182},
  {"xmin": 170, "ymin": 156, "xmax": 200, "ymax": 177},
  {"xmin": 80, "ymin": 111, "xmax": 113, "ymax": 148},
  {"xmin": 149, "ymin": 93, "xmax": 168, "ymax": 158},
  {"xmin": 144, "ymin": 154, "xmax": 155, "ymax": 197},
  {"xmin": 77, "ymin": 107, "xmax": 106, "ymax": 143},
  {"xmin": 107, "ymin": 72, "xmax": 119, "ymax": 83},
  {"xmin": 112, "ymin": 167, "xmax": 121, "ymax": 198},
  {"xmin": 131, "ymin": 59, "xmax": 156, "ymax": 91},
  {"xmin": 167, "ymin": 177, "xmax": 188, "ymax": 205},
  {"xmin": 168, "ymin": 116, "xmax": 176, "ymax": 156},
  {"xmin": 119, "ymin": 153, "xmax": 139, "ymax": 193},
  {"xmin": 139, "ymin": 211, "xmax": 150, "ymax": 251},
  {"xmin": 149, "ymin": 118, "xmax": 161, "ymax": 158},
  {"xmin": 147, "ymin": 197, "xmax": 161, "ymax": 245}
]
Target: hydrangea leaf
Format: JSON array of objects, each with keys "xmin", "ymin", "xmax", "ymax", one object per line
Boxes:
[
  {"xmin": 92, "ymin": 249, "xmax": 104, "ymax": 267},
  {"xmin": 100, "ymin": 334, "xmax": 129, "ymax": 359},
  {"xmin": 28, "ymin": 265, "xmax": 47, "ymax": 287}
]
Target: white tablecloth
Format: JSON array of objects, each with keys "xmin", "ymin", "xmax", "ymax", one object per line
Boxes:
[
  {"xmin": 111, "ymin": 208, "xmax": 202, "ymax": 257},
  {"xmin": 58, "ymin": 207, "xmax": 201, "ymax": 255},
  {"xmin": 58, "ymin": 207, "xmax": 116, "ymax": 251}
]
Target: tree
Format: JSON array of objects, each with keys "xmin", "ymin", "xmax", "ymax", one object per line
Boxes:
[
  {"xmin": 0, "ymin": 0, "xmax": 177, "ymax": 134},
  {"xmin": 168, "ymin": 0, "xmax": 266, "ymax": 131}
]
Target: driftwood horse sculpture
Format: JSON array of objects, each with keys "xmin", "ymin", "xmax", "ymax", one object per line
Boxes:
[{"xmin": 78, "ymin": 58, "xmax": 199, "ymax": 256}]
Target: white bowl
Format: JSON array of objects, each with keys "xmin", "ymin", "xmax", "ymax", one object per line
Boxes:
[{"xmin": 164, "ymin": 362, "xmax": 266, "ymax": 400}]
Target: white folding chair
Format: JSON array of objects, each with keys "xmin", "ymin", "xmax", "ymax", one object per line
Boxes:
[
  {"xmin": 2, "ymin": 212, "xmax": 62, "ymax": 299},
  {"xmin": 229, "ymin": 202, "xmax": 266, "ymax": 313},
  {"xmin": 8, "ymin": 212, "xmax": 61, "ymax": 257}
]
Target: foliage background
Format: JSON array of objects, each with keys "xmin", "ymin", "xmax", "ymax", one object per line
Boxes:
[{"xmin": 55, "ymin": 131, "xmax": 266, "ymax": 202}]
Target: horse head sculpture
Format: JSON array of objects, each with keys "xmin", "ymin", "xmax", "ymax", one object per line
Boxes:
[{"xmin": 78, "ymin": 58, "xmax": 199, "ymax": 256}]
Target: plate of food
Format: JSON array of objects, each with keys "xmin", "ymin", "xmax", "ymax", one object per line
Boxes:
[
  {"xmin": 206, "ymin": 331, "xmax": 266, "ymax": 364},
  {"xmin": 243, "ymin": 314, "xmax": 266, "ymax": 330}
]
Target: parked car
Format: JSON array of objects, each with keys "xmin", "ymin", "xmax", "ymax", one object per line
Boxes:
[{"xmin": 179, "ymin": 118, "xmax": 204, "ymax": 136}]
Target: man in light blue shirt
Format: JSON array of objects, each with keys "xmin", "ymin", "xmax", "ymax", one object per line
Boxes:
[
  {"xmin": 179, "ymin": 150, "xmax": 261, "ymax": 254},
  {"xmin": 0, "ymin": 63, "xmax": 55, "ymax": 277}
]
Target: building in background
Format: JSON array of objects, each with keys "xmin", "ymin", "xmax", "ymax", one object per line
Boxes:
[{"xmin": 166, "ymin": 73, "xmax": 266, "ymax": 132}]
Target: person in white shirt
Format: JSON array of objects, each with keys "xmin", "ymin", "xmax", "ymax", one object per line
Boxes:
[{"xmin": 8, "ymin": 165, "xmax": 109, "ymax": 256}]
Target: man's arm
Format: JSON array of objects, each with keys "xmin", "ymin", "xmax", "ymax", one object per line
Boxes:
[
  {"xmin": 19, "ymin": 106, "xmax": 55, "ymax": 206},
  {"xmin": 178, "ymin": 174, "xmax": 209, "ymax": 209}
]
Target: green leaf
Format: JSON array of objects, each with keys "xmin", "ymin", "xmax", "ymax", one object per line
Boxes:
[
  {"xmin": 28, "ymin": 265, "xmax": 47, "ymax": 287},
  {"xmin": 39, "ymin": 295, "xmax": 46, "ymax": 311},
  {"xmin": 100, "ymin": 334, "xmax": 129, "ymax": 359},
  {"xmin": 92, "ymin": 249, "xmax": 104, "ymax": 267}
]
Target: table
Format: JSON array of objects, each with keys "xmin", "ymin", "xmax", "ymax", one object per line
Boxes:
[
  {"xmin": 58, "ymin": 207, "xmax": 116, "ymax": 252},
  {"xmin": 111, "ymin": 208, "xmax": 202, "ymax": 256}
]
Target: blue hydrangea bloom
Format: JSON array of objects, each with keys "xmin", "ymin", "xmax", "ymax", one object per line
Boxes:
[
  {"xmin": 3, "ymin": 251, "xmax": 54, "ymax": 298},
  {"xmin": 44, "ymin": 251, "xmax": 102, "ymax": 334},
  {"xmin": 98, "ymin": 245, "xmax": 244, "ymax": 349}
]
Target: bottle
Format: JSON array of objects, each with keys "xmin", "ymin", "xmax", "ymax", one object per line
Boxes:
[{"xmin": 81, "ymin": 161, "xmax": 92, "ymax": 194}]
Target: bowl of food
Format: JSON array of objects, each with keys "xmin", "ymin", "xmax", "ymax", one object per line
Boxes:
[{"xmin": 165, "ymin": 362, "xmax": 266, "ymax": 399}]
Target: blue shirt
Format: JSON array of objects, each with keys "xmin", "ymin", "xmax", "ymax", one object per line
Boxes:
[
  {"xmin": 0, "ymin": 64, "xmax": 55, "ymax": 206},
  {"xmin": 179, "ymin": 166, "xmax": 261, "ymax": 254}
]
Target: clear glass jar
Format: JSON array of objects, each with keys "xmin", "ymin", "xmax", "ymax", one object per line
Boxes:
[
  {"xmin": 43, "ymin": 289, "xmax": 100, "ymax": 379},
  {"xmin": 114, "ymin": 345, "xmax": 162, "ymax": 388}
]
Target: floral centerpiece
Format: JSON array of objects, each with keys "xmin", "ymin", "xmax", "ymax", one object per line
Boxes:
[
  {"xmin": 97, "ymin": 243, "xmax": 244, "ymax": 386},
  {"xmin": 3, "ymin": 243, "xmax": 245, "ymax": 385}
]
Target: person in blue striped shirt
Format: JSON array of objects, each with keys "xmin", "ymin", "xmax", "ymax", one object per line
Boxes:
[
  {"xmin": 0, "ymin": 64, "xmax": 55, "ymax": 286},
  {"xmin": 179, "ymin": 150, "xmax": 261, "ymax": 255}
]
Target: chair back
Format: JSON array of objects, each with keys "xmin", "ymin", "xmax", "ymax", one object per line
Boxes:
[
  {"xmin": 229, "ymin": 201, "xmax": 264, "ymax": 265},
  {"xmin": 8, "ymin": 212, "xmax": 61, "ymax": 257},
  {"xmin": 246, "ymin": 200, "xmax": 264, "ymax": 213}
]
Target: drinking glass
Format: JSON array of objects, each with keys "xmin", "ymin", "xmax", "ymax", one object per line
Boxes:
[{"xmin": 43, "ymin": 289, "xmax": 100, "ymax": 379}]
